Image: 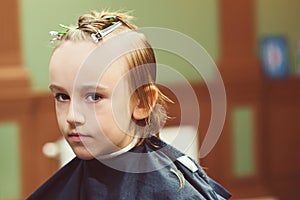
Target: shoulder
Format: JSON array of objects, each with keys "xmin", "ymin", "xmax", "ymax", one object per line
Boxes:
[
  {"xmin": 142, "ymin": 136, "xmax": 231, "ymax": 199},
  {"xmin": 143, "ymin": 136, "xmax": 199, "ymax": 172},
  {"xmin": 27, "ymin": 157, "xmax": 82, "ymax": 200},
  {"xmin": 130, "ymin": 159, "xmax": 206, "ymax": 199}
]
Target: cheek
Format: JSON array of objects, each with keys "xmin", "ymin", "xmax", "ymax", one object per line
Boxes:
[
  {"xmin": 110, "ymin": 81, "xmax": 134, "ymax": 126},
  {"xmin": 112, "ymin": 104, "xmax": 132, "ymax": 133},
  {"xmin": 93, "ymin": 104, "xmax": 115, "ymax": 130},
  {"xmin": 112, "ymin": 95, "xmax": 133, "ymax": 125},
  {"xmin": 92, "ymin": 101, "xmax": 130, "ymax": 135},
  {"xmin": 55, "ymin": 104, "xmax": 68, "ymax": 129}
]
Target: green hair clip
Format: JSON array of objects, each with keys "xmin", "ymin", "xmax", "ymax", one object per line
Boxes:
[
  {"xmin": 49, "ymin": 24, "xmax": 76, "ymax": 42},
  {"xmin": 59, "ymin": 24, "xmax": 76, "ymax": 31},
  {"xmin": 103, "ymin": 15, "xmax": 117, "ymax": 20},
  {"xmin": 103, "ymin": 16, "xmax": 119, "ymax": 24}
]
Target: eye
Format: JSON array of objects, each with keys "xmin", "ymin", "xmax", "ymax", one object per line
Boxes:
[
  {"xmin": 86, "ymin": 93, "xmax": 103, "ymax": 102},
  {"xmin": 55, "ymin": 93, "xmax": 70, "ymax": 102}
]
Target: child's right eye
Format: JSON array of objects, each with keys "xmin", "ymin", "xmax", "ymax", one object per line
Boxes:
[{"xmin": 55, "ymin": 93, "xmax": 70, "ymax": 102}]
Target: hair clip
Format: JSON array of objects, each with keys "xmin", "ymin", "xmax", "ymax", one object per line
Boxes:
[
  {"xmin": 49, "ymin": 24, "xmax": 76, "ymax": 42},
  {"xmin": 91, "ymin": 21, "xmax": 122, "ymax": 43},
  {"xmin": 49, "ymin": 31, "xmax": 66, "ymax": 42},
  {"xmin": 103, "ymin": 15, "xmax": 116, "ymax": 20},
  {"xmin": 59, "ymin": 24, "xmax": 76, "ymax": 30}
]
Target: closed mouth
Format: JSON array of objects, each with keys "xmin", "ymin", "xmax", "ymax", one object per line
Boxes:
[{"xmin": 67, "ymin": 133, "xmax": 91, "ymax": 142}]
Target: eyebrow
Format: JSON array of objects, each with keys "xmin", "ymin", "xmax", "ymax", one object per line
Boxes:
[
  {"xmin": 49, "ymin": 84, "xmax": 65, "ymax": 92},
  {"xmin": 79, "ymin": 84, "xmax": 109, "ymax": 92},
  {"xmin": 49, "ymin": 84, "xmax": 109, "ymax": 92}
]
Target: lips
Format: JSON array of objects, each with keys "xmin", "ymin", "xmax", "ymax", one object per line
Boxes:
[{"xmin": 67, "ymin": 132, "xmax": 91, "ymax": 142}]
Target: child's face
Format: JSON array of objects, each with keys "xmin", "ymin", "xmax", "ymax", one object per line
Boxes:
[{"xmin": 49, "ymin": 41, "xmax": 136, "ymax": 160}]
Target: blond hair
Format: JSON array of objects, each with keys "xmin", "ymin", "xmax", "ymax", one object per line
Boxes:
[{"xmin": 52, "ymin": 11, "xmax": 172, "ymax": 144}]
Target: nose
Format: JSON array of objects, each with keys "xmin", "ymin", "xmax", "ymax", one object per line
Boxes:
[{"xmin": 66, "ymin": 102, "xmax": 85, "ymax": 126}]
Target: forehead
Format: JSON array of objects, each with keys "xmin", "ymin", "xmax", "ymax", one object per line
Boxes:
[
  {"xmin": 49, "ymin": 41, "xmax": 129, "ymax": 90},
  {"xmin": 49, "ymin": 41, "xmax": 96, "ymax": 76}
]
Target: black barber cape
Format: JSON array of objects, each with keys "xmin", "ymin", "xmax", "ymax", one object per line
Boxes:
[{"xmin": 27, "ymin": 137, "xmax": 231, "ymax": 200}]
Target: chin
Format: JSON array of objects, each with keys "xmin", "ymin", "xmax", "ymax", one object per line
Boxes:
[{"xmin": 72, "ymin": 147, "xmax": 95, "ymax": 160}]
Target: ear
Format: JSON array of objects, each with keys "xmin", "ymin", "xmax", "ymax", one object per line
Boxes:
[{"xmin": 132, "ymin": 85, "xmax": 158, "ymax": 120}]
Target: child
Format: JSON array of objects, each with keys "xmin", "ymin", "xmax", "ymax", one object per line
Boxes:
[{"xmin": 27, "ymin": 11, "xmax": 231, "ymax": 199}]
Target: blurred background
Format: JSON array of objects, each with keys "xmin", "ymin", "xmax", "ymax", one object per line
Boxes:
[{"xmin": 0, "ymin": 0, "xmax": 300, "ymax": 199}]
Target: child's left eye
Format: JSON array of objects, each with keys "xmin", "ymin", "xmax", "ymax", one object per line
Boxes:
[{"xmin": 86, "ymin": 93, "xmax": 103, "ymax": 102}]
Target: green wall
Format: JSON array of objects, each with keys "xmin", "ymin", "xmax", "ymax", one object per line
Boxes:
[
  {"xmin": 0, "ymin": 122, "xmax": 20, "ymax": 198},
  {"xmin": 232, "ymin": 107, "xmax": 255, "ymax": 177},
  {"xmin": 20, "ymin": 0, "xmax": 218, "ymax": 90}
]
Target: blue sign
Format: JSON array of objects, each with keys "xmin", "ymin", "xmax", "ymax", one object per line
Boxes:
[{"xmin": 260, "ymin": 36, "xmax": 289, "ymax": 78}]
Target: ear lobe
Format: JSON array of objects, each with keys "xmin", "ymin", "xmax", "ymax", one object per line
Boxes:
[{"xmin": 132, "ymin": 85, "xmax": 158, "ymax": 121}]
